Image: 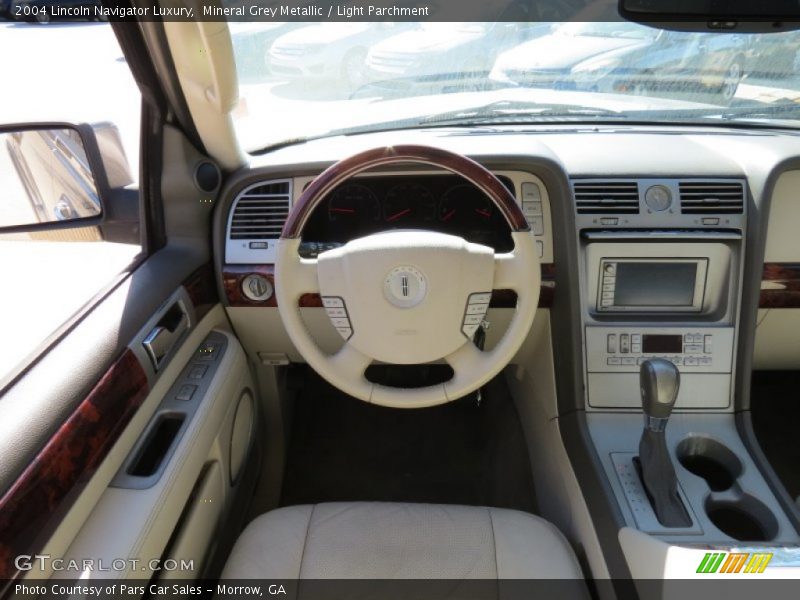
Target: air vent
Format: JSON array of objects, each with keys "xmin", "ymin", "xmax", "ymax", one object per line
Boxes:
[
  {"xmin": 226, "ymin": 179, "xmax": 292, "ymax": 264},
  {"xmin": 230, "ymin": 180, "xmax": 291, "ymax": 239},
  {"xmin": 573, "ymin": 181, "xmax": 639, "ymax": 214},
  {"xmin": 679, "ymin": 181, "xmax": 744, "ymax": 214}
]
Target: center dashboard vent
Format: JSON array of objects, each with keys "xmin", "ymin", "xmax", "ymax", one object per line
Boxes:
[
  {"xmin": 573, "ymin": 181, "xmax": 639, "ymax": 214},
  {"xmin": 679, "ymin": 181, "xmax": 744, "ymax": 214},
  {"xmin": 226, "ymin": 179, "xmax": 292, "ymax": 264}
]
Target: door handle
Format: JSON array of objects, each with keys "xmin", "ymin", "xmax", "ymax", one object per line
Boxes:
[{"xmin": 143, "ymin": 303, "xmax": 189, "ymax": 370}]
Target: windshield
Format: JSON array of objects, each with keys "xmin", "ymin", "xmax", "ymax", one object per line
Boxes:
[{"xmin": 229, "ymin": 20, "xmax": 800, "ymax": 152}]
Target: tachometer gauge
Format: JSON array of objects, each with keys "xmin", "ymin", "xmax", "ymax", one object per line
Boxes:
[
  {"xmin": 439, "ymin": 185, "xmax": 493, "ymax": 223},
  {"xmin": 327, "ymin": 184, "xmax": 380, "ymax": 222},
  {"xmin": 384, "ymin": 183, "xmax": 436, "ymax": 223}
]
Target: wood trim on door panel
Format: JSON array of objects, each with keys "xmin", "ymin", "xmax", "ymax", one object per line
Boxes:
[{"xmin": 0, "ymin": 350, "xmax": 148, "ymax": 583}]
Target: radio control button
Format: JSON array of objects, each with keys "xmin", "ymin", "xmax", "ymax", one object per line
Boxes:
[
  {"xmin": 684, "ymin": 333, "xmax": 693, "ymax": 343},
  {"xmin": 622, "ymin": 357, "xmax": 636, "ymax": 365},
  {"xmin": 601, "ymin": 291, "xmax": 614, "ymax": 300},
  {"xmin": 685, "ymin": 344, "xmax": 703, "ymax": 353},
  {"xmin": 620, "ymin": 334, "xmax": 630, "ymax": 353},
  {"xmin": 684, "ymin": 357, "xmax": 699, "ymax": 366},
  {"xmin": 607, "ymin": 334, "xmax": 617, "ymax": 353},
  {"xmin": 631, "ymin": 334, "xmax": 642, "ymax": 343},
  {"xmin": 600, "ymin": 217, "xmax": 619, "ymax": 225},
  {"xmin": 704, "ymin": 335, "xmax": 713, "ymax": 353},
  {"xmin": 601, "ymin": 299, "xmax": 613, "ymax": 307},
  {"xmin": 699, "ymin": 357, "xmax": 712, "ymax": 366},
  {"xmin": 602, "ymin": 284, "xmax": 615, "ymax": 292},
  {"xmin": 608, "ymin": 357, "xmax": 621, "ymax": 365},
  {"xmin": 672, "ymin": 357, "xmax": 683, "ymax": 365},
  {"xmin": 631, "ymin": 344, "xmax": 642, "ymax": 354},
  {"xmin": 604, "ymin": 263, "xmax": 616, "ymax": 275}
]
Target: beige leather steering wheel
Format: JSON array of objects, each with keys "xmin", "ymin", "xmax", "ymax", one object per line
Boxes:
[{"xmin": 275, "ymin": 145, "xmax": 540, "ymax": 408}]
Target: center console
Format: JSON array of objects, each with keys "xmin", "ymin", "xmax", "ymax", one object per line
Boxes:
[
  {"xmin": 572, "ymin": 178, "xmax": 800, "ymax": 554},
  {"xmin": 582, "ymin": 234, "xmax": 739, "ymax": 410}
]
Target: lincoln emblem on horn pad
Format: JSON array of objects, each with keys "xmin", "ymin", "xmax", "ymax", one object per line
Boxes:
[{"xmin": 384, "ymin": 266, "xmax": 427, "ymax": 308}]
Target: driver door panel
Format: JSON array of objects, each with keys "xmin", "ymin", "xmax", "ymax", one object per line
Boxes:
[{"xmin": 0, "ymin": 255, "xmax": 257, "ymax": 586}]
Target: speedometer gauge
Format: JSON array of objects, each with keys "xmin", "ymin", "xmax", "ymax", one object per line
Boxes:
[
  {"xmin": 384, "ymin": 183, "xmax": 436, "ymax": 223},
  {"xmin": 327, "ymin": 184, "xmax": 380, "ymax": 222},
  {"xmin": 439, "ymin": 185, "xmax": 493, "ymax": 223}
]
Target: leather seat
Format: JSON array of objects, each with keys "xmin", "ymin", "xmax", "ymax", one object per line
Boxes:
[{"xmin": 222, "ymin": 502, "xmax": 584, "ymax": 579}]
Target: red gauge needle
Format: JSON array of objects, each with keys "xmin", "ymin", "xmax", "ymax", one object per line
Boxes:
[
  {"xmin": 386, "ymin": 208, "xmax": 411, "ymax": 222},
  {"xmin": 331, "ymin": 208, "xmax": 356, "ymax": 214},
  {"xmin": 475, "ymin": 208, "xmax": 491, "ymax": 218},
  {"xmin": 442, "ymin": 209, "xmax": 457, "ymax": 222}
]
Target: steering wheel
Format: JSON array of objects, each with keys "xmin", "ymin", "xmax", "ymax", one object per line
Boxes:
[{"xmin": 275, "ymin": 145, "xmax": 540, "ymax": 408}]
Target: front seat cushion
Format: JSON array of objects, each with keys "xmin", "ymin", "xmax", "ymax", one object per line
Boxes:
[{"xmin": 221, "ymin": 502, "xmax": 584, "ymax": 579}]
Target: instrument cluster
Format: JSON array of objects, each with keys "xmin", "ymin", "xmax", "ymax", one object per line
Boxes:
[{"xmin": 301, "ymin": 174, "xmax": 515, "ymax": 254}]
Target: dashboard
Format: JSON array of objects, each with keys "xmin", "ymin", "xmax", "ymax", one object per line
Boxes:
[
  {"xmin": 300, "ymin": 174, "xmax": 516, "ymax": 254},
  {"xmin": 217, "ymin": 125, "xmax": 800, "ymax": 382}
]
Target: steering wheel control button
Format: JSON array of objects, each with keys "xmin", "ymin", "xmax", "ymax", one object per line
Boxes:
[
  {"xmin": 325, "ymin": 307, "xmax": 348, "ymax": 318},
  {"xmin": 383, "ymin": 266, "xmax": 427, "ymax": 308},
  {"xmin": 336, "ymin": 327, "xmax": 353, "ymax": 340},
  {"xmin": 468, "ymin": 292, "xmax": 492, "ymax": 304},
  {"xmin": 462, "ymin": 323, "xmax": 481, "ymax": 338},
  {"xmin": 241, "ymin": 273, "xmax": 274, "ymax": 302},
  {"xmin": 466, "ymin": 303, "xmax": 490, "ymax": 315},
  {"xmin": 321, "ymin": 296, "xmax": 344, "ymax": 308},
  {"xmin": 461, "ymin": 291, "xmax": 492, "ymax": 338}
]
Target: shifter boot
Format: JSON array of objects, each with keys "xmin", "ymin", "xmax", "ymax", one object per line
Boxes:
[{"xmin": 638, "ymin": 429, "xmax": 692, "ymax": 527}]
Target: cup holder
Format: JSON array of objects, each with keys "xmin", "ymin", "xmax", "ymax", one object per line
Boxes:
[
  {"xmin": 676, "ymin": 436, "xmax": 743, "ymax": 492},
  {"xmin": 705, "ymin": 495, "xmax": 779, "ymax": 542}
]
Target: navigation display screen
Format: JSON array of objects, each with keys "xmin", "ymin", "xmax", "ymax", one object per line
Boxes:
[{"xmin": 614, "ymin": 262, "xmax": 697, "ymax": 307}]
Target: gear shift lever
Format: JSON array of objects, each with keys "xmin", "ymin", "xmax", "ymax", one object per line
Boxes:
[{"xmin": 637, "ymin": 359, "xmax": 691, "ymax": 527}]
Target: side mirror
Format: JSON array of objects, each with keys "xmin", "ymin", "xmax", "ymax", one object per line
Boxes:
[{"xmin": 0, "ymin": 122, "xmax": 137, "ymax": 243}]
